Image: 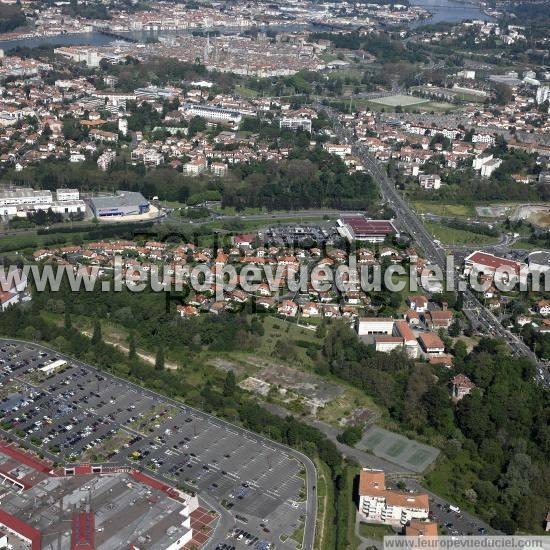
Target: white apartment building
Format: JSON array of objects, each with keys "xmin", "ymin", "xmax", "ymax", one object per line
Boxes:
[
  {"xmin": 97, "ymin": 150, "xmax": 116, "ymax": 171},
  {"xmin": 473, "ymin": 154, "xmax": 502, "ymax": 177},
  {"xmin": 358, "ymin": 469, "xmax": 429, "ymax": 526},
  {"xmin": 56, "ymin": 189, "xmax": 80, "ymax": 202},
  {"xmin": 211, "ymin": 162, "xmax": 228, "ymax": 177},
  {"xmin": 536, "ymin": 86, "xmax": 550, "ymax": 105},
  {"xmin": 323, "ymin": 143, "xmax": 352, "ymax": 157},
  {"xmin": 184, "ymin": 157, "xmax": 208, "ymax": 176},
  {"xmin": 182, "ymin": 103, "xmax": 243, "ymax": 126},
  {"xmin": 280, "ymin": 117, "xmax": 312, "ymax": 132},
  {"xmin": 419, "ymin": 174, "xmax": 441, "ymax": 189},
  {"xmin": 480, "ymin": 158, "xmax": 502, "ymax": 177},
  {"xmin": 472, "ymin": 133, "xmax": 495, "ymax": 145},
  {"xmin": 457, "ymin": 69, "xmax": 475, "ymax": 79}
]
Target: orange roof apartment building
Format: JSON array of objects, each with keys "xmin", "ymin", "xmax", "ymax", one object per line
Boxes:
[{"xmin": 358, "ymin": 469, "xmax": 429, "ymax": 526}]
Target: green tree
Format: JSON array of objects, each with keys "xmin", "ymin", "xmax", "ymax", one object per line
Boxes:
[
  {"xmin": 64, "ymin": 309, "xmax": 72, "ymax": 331},
  {"xmin": 155, "ymin": 347, "xmax": 165, "ymax": 371},
  {"xmin": 337, "ymin": 425, "xmax": 363, "ymax": 446},
  {"xmin": 128, "ymin": 332, "xmax": 137, "ymax": 360},
  {"xmin": 448, "ymin": 319, "xmax": 461, "ymax": 337},
  {"xmin": 91, "ymin": 320, "xmax": 102, "ymax": 346},
  {"xmin": 223, "ymin": 370, "xmax": 237, "ymax": 397}
]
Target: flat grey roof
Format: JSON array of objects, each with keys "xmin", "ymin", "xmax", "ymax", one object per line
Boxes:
[{"xmin": 91, "ymin": 191, "xmax": 149, "ymax": 209}]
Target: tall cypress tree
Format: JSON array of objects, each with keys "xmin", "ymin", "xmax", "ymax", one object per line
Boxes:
[
  {"xmin": 91, "ymin": 320, "xmax": 102, "ymax": 346},
  {"xmin": 128, "ymin": 333, "xmax": 137, "ymax": 360},
  {"xmin": 155, "ymin": 347, "xmax": 164, "ymax": 371}
]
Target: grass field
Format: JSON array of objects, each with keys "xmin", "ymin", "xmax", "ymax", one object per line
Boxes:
[
  {"xmin": 365, "ymin": 99, "xmax": 455, "ymax": 113},
  {"xmin": 370, "ymin": 94, "xmax": 429, "ymax": 107},
  {"xmin": 234, "ymin": 85, "xmax": 259, "ymax": 98},
  {"xmin": 314, "ymin": 459, "xmax": 335, "ymax": 550},
  {"xmin": 424, "ymin": 221, "xmax": 499, "ymax": 245},
  {"xmin": 358, "ymin": 523, "xmax": 396, "ymax": 540},
  {"xmin": 413, "ymin": 202, "xmax": 476, "ymax": 218}
]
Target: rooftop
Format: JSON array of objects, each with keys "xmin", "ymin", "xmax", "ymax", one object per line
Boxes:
[
  {"xmin": 0, "ymin": 443, "xmax": 194, "ymax": 550},
  {"xmin": 90, "ymin": 191, "xmax": 149, "ymax": 210},
  {"xmin": 340, "ymin": 216, "xmax": 397, "ymax": 237}
]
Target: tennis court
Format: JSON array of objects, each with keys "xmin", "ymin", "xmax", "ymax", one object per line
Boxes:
[{"xmin": 357, "ymin": 426, "xmax": 439, "ymax": 473}]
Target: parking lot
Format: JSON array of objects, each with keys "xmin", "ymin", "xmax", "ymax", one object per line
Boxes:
[{"xmin": 0, "ymin": 339, "xmax": 310, "ymax": 549}]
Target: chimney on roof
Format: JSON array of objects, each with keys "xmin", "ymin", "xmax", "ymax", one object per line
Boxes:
[{"xmin": 442, "ymin": 301, "xmax": 448, "ymax": 311}]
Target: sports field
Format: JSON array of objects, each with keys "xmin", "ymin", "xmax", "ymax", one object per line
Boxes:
[
  {"xmin": 369, "ymin": 94, "xmax": 430, "ymax": 107},
  {"xmin": 357, "ymin": 426, "xmax": 439, "ymax": 473}
]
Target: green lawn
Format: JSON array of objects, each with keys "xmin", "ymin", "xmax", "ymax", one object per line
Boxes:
[
  {"xmin": 234, "ymin": 85, "xmax": 259, "ymax": 98},
  {"xmin": 412, "ymin": 202, "xmax": 476, "ymax": 218},
  {"xmin": 424, "ymin": 221, "xmax": 499, "ymax": 245},
  {"xmin": 314, "ymin": 459, "xmax": 336, "ymax": 550},
  {"xmin": 358, "ymin": 522, "xmax": 396, "ymax": 540},
  {"xmin": 365, "ymin": 100, "xmax": 456, "ymax": 113},
  {"xmin": 512, "ymin": 239, "xmax": 545, "ymax": 251}
]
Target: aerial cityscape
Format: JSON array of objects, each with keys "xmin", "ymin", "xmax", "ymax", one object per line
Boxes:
[{"xmin": 0, "ymin": 0, "xmax": 548, "ymax": 548}]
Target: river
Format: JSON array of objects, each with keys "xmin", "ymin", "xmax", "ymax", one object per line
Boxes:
[
  {"xmin": 409, "ymin": 0, "xmax": 494, "ymax": 27},
  {"xmin": 0, "ymin": 0, "xmax": 493, "ymax": 52}
]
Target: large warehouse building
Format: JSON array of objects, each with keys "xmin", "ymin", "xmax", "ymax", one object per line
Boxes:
[
  {"xmin": 338, "ymin": 215, "xmax": 398, "ymax": 243},
  {"xmin": 0, "ymin": 442, "xmax": 198, "ymax": 550},
  {"xmin": 90, "ymin": 190, "xmax": 150, "ymax": 218},
  {"xmin": 0, "ymin": 187, "xmax": 85, "ymax": 218}
]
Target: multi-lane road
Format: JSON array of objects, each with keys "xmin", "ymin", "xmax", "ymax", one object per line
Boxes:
[{"xmin": 320, "ymin": 104, "xmax": 550, "ymax": 386}]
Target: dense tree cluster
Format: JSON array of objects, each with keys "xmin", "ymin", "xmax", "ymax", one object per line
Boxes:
[
  {"xmin": 7, "ymin": 144, "xmax": 378, "ymax": 211},
  {"xmin": 0, "ymin": 4, "xmax": 26, "ymax": 33},
  {"xmin": 223, "ymin": 147, "xmax": 378, "ymax": 210},
  {"xmin": 322, "ymin": 323, "xmax": 550, "ymax": 534}
]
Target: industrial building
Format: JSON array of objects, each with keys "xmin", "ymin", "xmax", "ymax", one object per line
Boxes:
[
  {"xmin": 0, "ymin": 442, "xmax": 196, "ymax": 550},
  {"xmin": 338, "ymin": 215, "xmax": 398, "ymax": 243},
  {"xmin": 0, "ymin": 187, "xmax": 85, "ymax": 218},
  {"xmin": 90, "ymin": 191, "xmax": 150, "ymax": 218}
]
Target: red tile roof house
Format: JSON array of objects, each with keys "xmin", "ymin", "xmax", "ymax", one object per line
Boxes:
[
  {"xmin": 539, "ymin": 320, "xmax": 550, "ymax": 334},
  {"xmin": 278, "ymin": 300, "xmax": 298, "ymax": 317},
  {"xmin": 451, "ymin": 374, "xmax": 476, "ymax": 401},
  {"xmin": 301, "ymin": 302, "xmax": 321, "ymax": 318},
  {"xmin": 407, "ymin": 295, "xmax": 428, "ymax": 313},
  {"xmin": 176, "ymin": 305, "xmax": 199, "ymax": 318},
  {"xmin": 0, "ymin": 290, "xmax": 19, "ymax": 311},
  {"xmin": 429, "ymin": 354, "xmax": 453, "ymax": 368},
  {"xmin": 232, "ymin": 234, "xmax": 255, "ymax": 249},
  {"xmin": 256, "ymin": 296, "xmax": 275, "ymax": 310},
  {"xmin": 418, "ymin": 333, "xmax": 445, "ymax": 356},
  {"xmin": 424, "ymin": 310, "xmax": 453, "ymax": 330},
  {"xmin": 405, "ymin": 519, "xmax": 438, "ymax": 537},
  {"xmin": 256, "ymin": 283, "xmax": 272, "ymax": 297},
  {"xmin": 405, "ymin": 310, "xmax": 421, "ymax": 326}
]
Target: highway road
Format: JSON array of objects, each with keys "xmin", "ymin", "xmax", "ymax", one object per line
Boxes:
[{"xmin": 319, "ymin": 104, "xmax": 550, "ymax": 387}]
